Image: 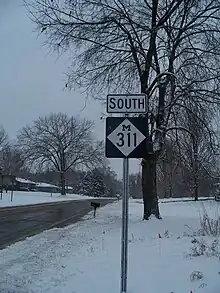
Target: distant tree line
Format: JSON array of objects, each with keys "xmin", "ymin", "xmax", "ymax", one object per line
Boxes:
[
  {"xmin": 0, "ymin": 111, "xmax": 220, "ymax": 200},
  {"xmin": 0, "ymin": 112, "xmax": 122, "ymax": 197}
]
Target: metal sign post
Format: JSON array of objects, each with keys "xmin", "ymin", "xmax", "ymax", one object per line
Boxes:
[
  {"xmin": 105, "ymin": 94, "xmax": 148, "ymax": 293},
  {"xmin": 121, "ymin": 156, "xmax": 129, "ymax": 293}
]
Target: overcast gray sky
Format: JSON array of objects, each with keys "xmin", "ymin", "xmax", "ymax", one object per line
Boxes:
[{"xmin": 0, "ymin": 0, "xmax": 140, "ymax": 178}]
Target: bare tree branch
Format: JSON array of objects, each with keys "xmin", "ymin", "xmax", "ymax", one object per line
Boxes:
[
  {"xmin": 23, "ymin": 0, "xmax": 220, "ymax": 216},
  {"xmin": 17, "ymin": 112, "xmax": 105, "ymax": 195}
]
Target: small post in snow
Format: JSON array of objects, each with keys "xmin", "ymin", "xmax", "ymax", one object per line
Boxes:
[
  {"xmin": 91, "ymin": 202, "xmax": 101, "ymax": 218},
  {"xmin": 10, "ymin": 175, "xmax": 15, "ymax": 202},
  {"xmin": 0, "ymin": 172, "xmax": 3, "ymax": 200}
]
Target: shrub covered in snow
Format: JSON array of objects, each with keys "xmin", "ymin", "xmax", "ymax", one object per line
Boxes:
[
  {"xmin": 190, "ymin": 270, "xmax": 203, "ymax": 281},
  {"xmin": 199, "ymin": 211, "xmax": 220, "ymax": 237},
  {"xmin": 80, "ymin": 168, "xmax": 107, "ymax": 197},
  {"xmin": 188, "ymin": 238, "xmax": 219, "ymax": 257},
  {"xmin": 185, "ymin": 206, "xmax": 220, "ymax": 259}
]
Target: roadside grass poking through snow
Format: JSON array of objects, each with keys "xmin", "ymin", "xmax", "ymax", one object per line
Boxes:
[
  {"xmin": 199, "ymin": 208, "xmax": 220, "ymax": 237},
  {"xmin": 185, "ymin": 204, "xmax": 220, "ymax": 258}
]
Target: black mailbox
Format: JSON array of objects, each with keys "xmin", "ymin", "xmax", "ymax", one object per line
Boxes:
[
  {"xmin": 91, "ymin": 202, "xmax": 101, "ymax": 217},
  {"xmin": 91, "ymin": 202, "xmax": 100, "ymax": 208}
]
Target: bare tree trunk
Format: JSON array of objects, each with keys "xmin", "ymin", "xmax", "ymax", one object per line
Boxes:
[
  {"xmin": 168, "ymin": 178, "xmax": 173, "ymax": 198},
  {"xmin": 60, "ymin": 171, "xmax": 66, "ymax": 196},
  {"xmin": 193, "ymin": 141, "xmax": 199, "ymax": 201},
  {"xmin": 60, "ymin": 149, "xmax": 66, "ymax": 196},
  {"xmin": 10, "ymin": 176, "xmax": 15, "ymax": 202},
  {"xmin": 168, "ymin": 161, "xmax": 173, "ymax": 198},
  {"xmin": 162, "ymin": 156, "xmax": 170, "ymax": 198},
  {"xmin": 142, "ymin": 154, "xmax": 161, "ymax": 220}
]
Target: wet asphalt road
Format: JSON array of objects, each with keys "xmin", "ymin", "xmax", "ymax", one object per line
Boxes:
[{"xmin": 0, "ymin": 198, "xmax": 115, "ymax": 249}]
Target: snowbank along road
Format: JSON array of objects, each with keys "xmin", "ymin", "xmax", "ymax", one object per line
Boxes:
[{"xmin": 0, "ymin": 198, "xmax": 115, "ymax": 249}]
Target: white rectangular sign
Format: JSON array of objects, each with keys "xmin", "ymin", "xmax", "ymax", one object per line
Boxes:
[{"xmin": 107, "ymin": 94, "xmax": 147, "ymax": 113}]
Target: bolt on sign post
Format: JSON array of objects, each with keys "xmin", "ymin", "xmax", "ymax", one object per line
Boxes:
[{"xmin": 105, "ymin": 94, "xmax": 148, "ymax": 293}]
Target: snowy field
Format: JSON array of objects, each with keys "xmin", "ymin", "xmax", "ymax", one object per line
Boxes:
[
  {"xmin": 0, "ymin": 191, "xmax": 93, "ymax": 207},
  {"xmin": 159, "ymin": 197, "xmax": 214, "ymax": 203},
  {"xmin": 0, "ymin": 191, "xmax": 214, "ymax": 208},
  {"xmin": 1, "ymin": 199, "xmax": 220, "ymax": 293}
]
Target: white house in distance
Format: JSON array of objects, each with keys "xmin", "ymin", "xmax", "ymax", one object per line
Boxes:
[
  {"xmin": 65, "ymin": 186, "xmax": 74, "ymax": 194},
  {"xmin": 35, "ymin": 182, "xmax": 60, "ymax": 193},
  {"xmin": 2, "ymin": 176, "xmax": 74, "ymax": 194},
  {"xmin": 35, "ymin": 183, "xmax": 74, "ymax": 194},
  {"xmin": 14, "ymin": 178, "xmax": 37, "ymax": 191}
]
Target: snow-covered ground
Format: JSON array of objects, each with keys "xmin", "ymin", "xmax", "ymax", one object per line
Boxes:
[
  {"xmin": 0, "ymin": 191, "xmax": 213, "ymax": 208},
  {"xmin": 133, "ymin": 197, "xmax": 214, "ymax": 205},
  {"xmin": 160, "ymin": 197, "xmax": 214, "ymax": 203},
  {"xmin": 0, "ymin": 191, "xmax": 93, "ymax": 207},
  {"xmin": 0, "ymin": 199, "xmax": 219, "ymax": 293}
]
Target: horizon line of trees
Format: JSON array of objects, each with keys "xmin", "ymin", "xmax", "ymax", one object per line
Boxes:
[
  {"xmin": 0, "ymin": 112, "xmax": 121, "ymax": 197},
  {"xmin": 1, "ymin": 110, "xmax": 220, "ymax": 199}
]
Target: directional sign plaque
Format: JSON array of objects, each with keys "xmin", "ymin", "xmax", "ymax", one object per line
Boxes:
[
  {"xmin": 105, "ymin": 117, "xmax": 148, "ymax": 158},
  {"xmin": 107, "ymin": 94, "xmax": 147, "ymax": 113}
]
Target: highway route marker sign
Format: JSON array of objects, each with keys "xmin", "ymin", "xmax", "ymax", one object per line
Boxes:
[{"xmin": 105, "ymin": 117, "xmax": 147, "ymax": 158}]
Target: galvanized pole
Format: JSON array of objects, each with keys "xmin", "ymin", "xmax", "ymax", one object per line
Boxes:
[{"xmin": 121, "ymin": 149, "xmax": 129, "ymax": 292}]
